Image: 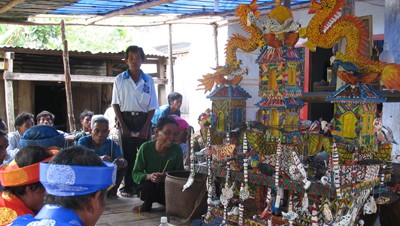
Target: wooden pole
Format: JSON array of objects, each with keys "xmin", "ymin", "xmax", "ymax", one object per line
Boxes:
[
  {"xmin": 212, "ymin": 23, "xmax": 219, "ymax": 67},
  {"xmin": 3, "ymin": 52, "xmax": 15, "ymax": 132},
  {"xmin": 60, "ymin": 20, "xmax": 76, "ymax": 132},
  {"xmin": 168, "ymin": 24, "xmax": 174, "ymax": 93},
  {"xmin": 0, "ymin": 0, "xmax": 24, "ymax": 14}
]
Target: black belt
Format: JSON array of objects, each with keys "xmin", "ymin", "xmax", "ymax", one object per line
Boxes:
[{"xmin": 123, "ymin": 111, "xmax": 147, "ymax": 116}]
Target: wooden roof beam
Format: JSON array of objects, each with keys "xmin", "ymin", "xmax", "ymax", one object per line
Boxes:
[
  {"xmin": 85, "ymin": 0, "xmax": 177, "ymax": 25},
  {"xmin": 3, "ymin": 72, "xmax": 169, "ymax": 85},
  {"xmin": 0, "ymin": 0, "xmax": 24, "ymax": 14}
]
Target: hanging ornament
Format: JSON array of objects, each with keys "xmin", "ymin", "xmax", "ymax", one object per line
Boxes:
[
  {"xmin": 291, "ymin": 147, "xmax": 311, "ymax": 189},
  {"xmin": 302, "ymin": 192, "xmax": 309, "ymax": 212},
  {"xmin": 239, "ymin": 158, "xmax": 250, "ymax": 200},
  {"xmin": 275, "ymin": 139, "xmax": 282, "ymax": 189},
  {"xmin": 321, "ymin": 200, "xmax": 333, "ymax": 224},
  {"xmin": 243, "ymin": 132, "xmax": 248, "ymax": 154},
  {"xmin": 204, "ymin": 154, "xmax": 214, "ymax": 224},
  {"xmin": 334, "ymin": 202, "xmax": 346, "ymax": 224},
  {"xmin": 311, "ymin": 204, "xmax": 319, "ymax": 226},
  {"xmin": 363, "ymin": 195, "xmax": 377, "ymax": 215},
  {"xmin": 332, "ymin": 142, "xmax": 342, "ymax": 199},
  {"xmin": 221, "ymin": 158, "xmax": 233, "ymax": 225},
  {"xmin": 225, "ymin": 131, "xmax": 231, "ymax": 145},
  {"xmin": 351, "ymin": 147, "xmax": 359, "ymax": 195},
  {"xmin": 239, "ymin": 203, "xmax": 245, "ymax": 226},
  {"xmin": 183, "ymin": 139, "xmax": 196, "ymax": 191}
]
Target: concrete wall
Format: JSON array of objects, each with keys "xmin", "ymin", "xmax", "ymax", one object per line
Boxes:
[{"xmin": 382, "ymin": 0, "xmax": 400, "ymax": 162}]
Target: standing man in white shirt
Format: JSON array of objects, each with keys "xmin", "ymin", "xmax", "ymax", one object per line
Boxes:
[{"xmin": 112, "ymin": 45, "xmax": 158, "ymax": 197}]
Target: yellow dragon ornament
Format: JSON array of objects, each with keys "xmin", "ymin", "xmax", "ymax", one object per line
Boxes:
[
  {"xmin": 197, "ymin": 0, "xmax": 264, "ymax": 93},
  {"xmin": 300, "ymin": 0, "xmax": 400, "ymax": 91}
]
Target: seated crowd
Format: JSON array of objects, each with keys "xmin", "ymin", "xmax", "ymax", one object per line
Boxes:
[{"xmin": 0, "ymin": 101, "xmax": 191, "ymax": 224}]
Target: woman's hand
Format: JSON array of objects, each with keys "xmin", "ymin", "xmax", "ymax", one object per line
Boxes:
[
  {"xmin": 100, "ymin": 155, "xmax": 112, "ymax": 162},
  {"xmin": 147, "ymin": 172, "xmax": 166, "ymax": 183},
  {"xmin": 113, "ymin": 157, "xmax": 128, "ymax": 169}
]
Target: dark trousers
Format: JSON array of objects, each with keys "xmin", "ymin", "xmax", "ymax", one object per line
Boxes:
[
  {"xmin": 119, "ymin": 112, "xmax": 149, "ymax": 194},
  {"xmin": 108, "ymin": 167, "xmax": 127, "ymax": 196},
  {"xmin": 137, "ymin": 180, "xmax": 165, "ymax": 207}
]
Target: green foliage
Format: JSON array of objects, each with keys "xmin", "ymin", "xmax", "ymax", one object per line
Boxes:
[
  {"xmin": 65, "ymin": 26, "xmax": 133, "ymax": 53},
  {"xmin": 0, "ymin": 23, "xmax": 133, "ymax": 53}
]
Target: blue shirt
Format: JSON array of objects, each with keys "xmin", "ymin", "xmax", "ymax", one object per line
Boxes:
[
  {"xmin": 10, "ymin": 204, "xmax": 84, "ymax": 226},
  {"xmin": 77, "ymin": 136, "xmax": 122, "ymax": 160},
  {"xmin": 151, "ymin": 104, "xmax": 181, "ymax": 126}
]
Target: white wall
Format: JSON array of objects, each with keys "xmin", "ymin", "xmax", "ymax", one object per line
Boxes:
[
  {"xmin": 292, "ymin": 1, "xmax": 385, "ymax": 35},
  {"xmin": 172, "ymin": 24, "xmax": 218, "ymax": 128},
  {"xmin": 225, "ymin": 23, "xmax": 261, "ymax": 121},
  {"xmin": 130, "ymin": 24, "xmax": 216, "ymax": 129}
]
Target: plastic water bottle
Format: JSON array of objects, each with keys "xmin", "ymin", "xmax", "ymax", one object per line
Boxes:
[{"xmin": 159, "ymin": 216, "xmax": 169, "ymax": 226}]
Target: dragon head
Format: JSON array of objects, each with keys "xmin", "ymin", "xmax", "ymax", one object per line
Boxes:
[
  {"xmin": 309, "ymin": 0, "xmax": 345, "ymax": 33},
  {"xmin": 308, "ymin": 0, "xmax": 344, "ymax": 15},
  {"xmin": 236, "ymin": 0, "xmax": 259, "ymax": 18},
  {"xmin": 308, "ymin": 0, "xmax": 320, "ymax": 14}
]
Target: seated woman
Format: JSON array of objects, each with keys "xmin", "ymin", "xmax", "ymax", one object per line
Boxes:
[
  {"xmin": 132, "ymin": 116, "xmax": 184, "ymax": 212},
  {"xmin": 170, "ymin": 114, "xmax": 192, "ymax": 169}
]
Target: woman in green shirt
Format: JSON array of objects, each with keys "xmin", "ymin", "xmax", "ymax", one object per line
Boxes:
[{"xmin": 132, "ymin": 116, "xmax": 184, "ymax": 212}]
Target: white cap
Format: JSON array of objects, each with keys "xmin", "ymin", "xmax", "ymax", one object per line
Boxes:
[{"xmin": 161, "ymin": 216, "xmax": 168, "ymax": 224}]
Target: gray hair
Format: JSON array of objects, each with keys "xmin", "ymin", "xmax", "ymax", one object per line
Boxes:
[{"xmin": 91, "ymin": 115, "xmax": 109, "ymax": 129}]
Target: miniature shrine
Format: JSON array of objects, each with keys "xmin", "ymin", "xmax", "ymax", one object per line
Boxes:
[{"xmin": 188, "ymin": 0, "xmax": 400, "ymax": 225}]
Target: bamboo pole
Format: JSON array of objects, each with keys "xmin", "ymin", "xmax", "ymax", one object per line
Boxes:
[
  {"xmin": 61, "ymin": 20, "xmax": 76, "ymax": 132},
  {"xmin": 168, "ymin": 24, "xmax": 174, "ymax": 93},
  {"xmin": 0, "ymin": 0, "xmax": 24, "ymax": 14},
  {"xmin": 212, "ymin": 23, "xmax": 219, "ymax": 67},
  {"xmin": 3, "ymin": 52, "xmax": 15, "ymax": 132}
]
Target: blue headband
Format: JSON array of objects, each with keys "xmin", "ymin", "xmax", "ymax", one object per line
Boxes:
[{"xmin": 40, "ymin": 162, "xmax": 116, "ymax": 196}]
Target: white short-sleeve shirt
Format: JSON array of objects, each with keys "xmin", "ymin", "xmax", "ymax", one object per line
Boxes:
[
  {"xmin": 6, "ymin": 131, "xmax": 21, "ymax": 160},
  {"xmin": 111, "ymin": 70, "xmax": 158, "ymax": 112}
]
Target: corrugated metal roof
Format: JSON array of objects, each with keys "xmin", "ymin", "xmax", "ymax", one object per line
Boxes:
[
  {"xmin": 52, "ymin": 0, "xmax": 310, "ymax": 16},
  {"xmin": 0, "ymin": 0, "xmax": 383, "ymax": 26},
  {"xmin": 0, "ymin": 0, "xmax": 312, "ymax": 25},
  {"xmin": 0, "ymin": 46, "xmax": 167, "ymax": 59}
]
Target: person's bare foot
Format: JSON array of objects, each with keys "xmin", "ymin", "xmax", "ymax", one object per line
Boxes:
[
  {"xmin": 120, "ymin": 191, "xmax": 134, "ymax": 197},
  {"xmin": 132, "ymin": 205, "xmax": 142, "ymax": 213}
]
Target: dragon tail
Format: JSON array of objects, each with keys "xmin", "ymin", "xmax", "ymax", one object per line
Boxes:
[
  {"xmin": 197, "ymin": 74, "xmax": 216, "ymax": 93},
  {"xmin": 381, "ymin": 64, "xmax": 400, "ymax": 92}
]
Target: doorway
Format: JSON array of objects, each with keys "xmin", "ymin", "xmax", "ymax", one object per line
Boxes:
[{"xmin": 34, "ymin": 83, "xmax": 67, "ymax": 132}]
